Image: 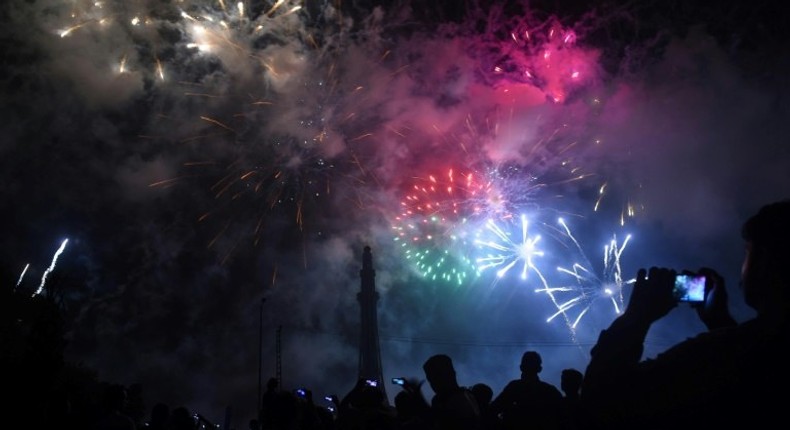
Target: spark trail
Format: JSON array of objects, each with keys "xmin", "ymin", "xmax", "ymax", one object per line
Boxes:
[
  {"xmin": 16, "ymin": 263, "xmax": 30, "ymax": 289},
  {"xmin": 536, "ymin": 218, "xmax": 633, "ymax": 331},
  {"xmin": 34, "ymin": 239, "xmax": 69, "ymax": 297},
  {"xmin": 475, "ymin": 215, "xmax": 545, "ymax": 281}
]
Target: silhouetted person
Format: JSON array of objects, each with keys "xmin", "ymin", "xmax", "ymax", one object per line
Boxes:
[
  {"xmin": 336, "ymin": 378, "xmax": 397, "ymax": 430},
  {"xmin": 393, "ymin": 389, "xmax": 431, "ymax": 430},
  {"xmin": 260, "ymin": 377, "xmax": 279, "ymax": 429},
  {"xmin": 267, "ymin": 391, "xmax": 300, "ymax": 430},
  {"xmin": 490, "ymin": 351, "xmax": 564, "ymax": 430},
  {"xmin": 471, "ymin": 383, "xmax": 503, "ymax": 430},
  {"xmin": 3, "ymin": 286, "xmax": 67, "ymax": 428},
  {"xmin": 582, "ymin": 199, "xmax": 790, "ymax": 430},
  {"xmin": 559, "ymin": 369, "xmax": 584, "ymax": 430},
  {"xmin": 92, "ymin": 384, "xmax": 136, "ymax": 430},
  {"xmin": 422, "ymin": 354, "xmax": 480, "ymax": 430},
  {"xmin": 147, "ymin": 403, "xmax": 170, "ymax": 430},
  {"xmin": 336, "ymin": 378, "xmax": 368, "ymax": 429},
  {"xmin": 169, "ymin": 406, "xmax": 196, "ymax": 430},
  {"xmin": 126, "ymin": 383, "xmax": 146, "ymax": 428}
]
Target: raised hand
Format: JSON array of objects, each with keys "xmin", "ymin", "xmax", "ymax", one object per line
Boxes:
[
  {"xmin": 624, "ymin": 267, "xmax": 678, "ymax": 325},
  {"xmin": 694, "ymin": 267, "xmax": 736, "ymax": 329}
]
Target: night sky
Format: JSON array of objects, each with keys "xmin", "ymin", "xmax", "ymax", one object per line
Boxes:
[{"xmin": 2, "ymin": 0, "xmax": 789, "ymax": 425}]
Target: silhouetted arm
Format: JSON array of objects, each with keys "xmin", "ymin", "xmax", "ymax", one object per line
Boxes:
[
  {"xmin": 400, "ymin": 378, "xmax": 431, "ymax": 418},
  {"xmin": 581, "ymin": 268, "xmax": 676, "ymax": 427}
]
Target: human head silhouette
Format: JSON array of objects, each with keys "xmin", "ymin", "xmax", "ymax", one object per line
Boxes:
[
  {"xmin": 740, "ymin": 199, "xmax": 790, "ymax": 314},
  {"xmin": 519, "ymin": 351, "xmax": 542, "ymax": 375},
  {"xmin": 357, "ymin": 385, "xmax": 386, "ymax": 409},
  {"xmin": 561, "ymin": 368, "xmax": 583, "ymax": 396},
  {"xmin": 170, "ymin": 407, "xmax": 195, "ymax": 430},
  {"xmin": 471, "ymin": 383, "xmax": 493, "ymax": 406},
  {"xmin": 423, "ymin": 354, "xmax": 458, "ymax": 395}
]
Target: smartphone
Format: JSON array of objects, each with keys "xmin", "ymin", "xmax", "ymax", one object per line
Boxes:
[
  {"xmin": 392, "ymin": 377, "xmax": 406, "ymax": 386},
  {"xmin": 365, "ymin": 379, "xmax": 378, "ymax": 387},
  {"xmin": 674, "ymin": 274, "xmax": 706, "ymax": 302}
]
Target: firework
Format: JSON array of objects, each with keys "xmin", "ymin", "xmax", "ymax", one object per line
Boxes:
[
  {"xmin": 535, "ymin": 218, "xmax": 633, "ymax": 331},
  {"xmin": 71, "ymin": 0, "xmax": 385, "ymax": 259},
  {"xmin": 16, "ymin": 263, "xmax": 30, "ymax": 289},
  {"xmin": 454, "ymin": 4, "xmax": 599, "ymax": 104},
  {"xmin": 34, "ymin": 239, "xmax": 70, "ymax": 297},
  {"xmin": 593, "ymin": 181, "xmax": 643, "ymax": 226},
  {"xmin": 474, "ymin": 214, "xmax": 545, "ymax": 281},
  {"xmin": 390, "ymin": 156, "xmax": 603, "ymax": 287},
  {"xmin": 391, "ymin": 167, "xmax": 500, "ymax": 285},
  {"xmin": 53, "ymin": 1, "xmax": 621, "ymax": 278}
]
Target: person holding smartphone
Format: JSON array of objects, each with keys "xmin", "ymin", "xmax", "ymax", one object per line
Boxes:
[{"xmin": 581, "ymin": 199, "xmax": 790, "ymax": 430}]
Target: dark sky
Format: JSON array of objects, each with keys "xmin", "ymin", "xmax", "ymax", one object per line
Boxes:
[{"xmin": 2, "ymin": 0, "xmax": 789, "ymax": 425}]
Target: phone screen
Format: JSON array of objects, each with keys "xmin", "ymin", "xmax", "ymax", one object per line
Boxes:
[{"xmin": 674, "ymin": 274, "xmax": 705, "ymax": 302}]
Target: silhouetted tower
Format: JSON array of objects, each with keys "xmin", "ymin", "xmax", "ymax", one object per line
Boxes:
[{"xmin": 357, "ymin": 246, "xmax": 387, "ymax": 403}]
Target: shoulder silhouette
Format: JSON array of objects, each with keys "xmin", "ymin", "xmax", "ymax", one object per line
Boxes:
[{"xmin": 490, "ymin": 351, "xmax": 564, "ymax": 430}]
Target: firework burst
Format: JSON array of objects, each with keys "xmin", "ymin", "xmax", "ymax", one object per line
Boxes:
[
  {"xmin": 474, "ymin": 214, "xmax": 545, "ymax": 281},
  {"xmin": 391, "ymin": 167, "xmax": 503, "ymax": 285},
  {"xmin": 84, "ymin": 0, "xmax": 388, "ymax": 260},
  {"xmin": 52, "ymin": 1, "xmax": 630, "ymax": 294},
  {"xmin": 535, "ymin": 217, "xmax": 634, "ymax": 331}
]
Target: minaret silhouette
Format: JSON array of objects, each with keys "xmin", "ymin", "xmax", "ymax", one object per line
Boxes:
[{"xmin": 357, "ymin": 245, "xmax": 387, "ymax": 404}]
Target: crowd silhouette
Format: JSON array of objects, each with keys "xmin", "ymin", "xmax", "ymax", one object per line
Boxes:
[{"xmin": 4, "ymin": 199, "xmax": 789, "ymax": 429}]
